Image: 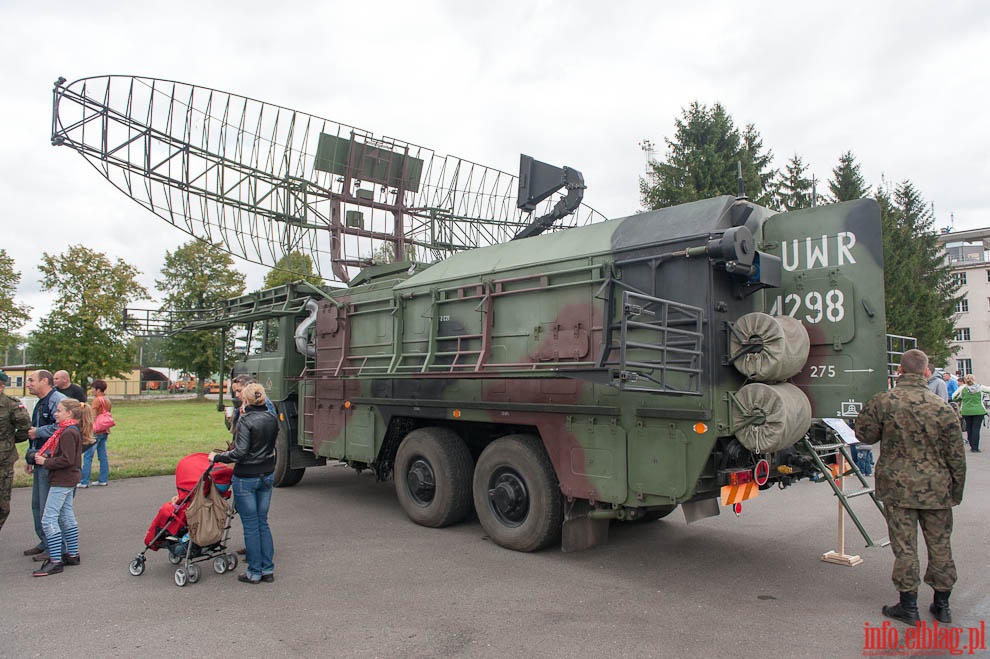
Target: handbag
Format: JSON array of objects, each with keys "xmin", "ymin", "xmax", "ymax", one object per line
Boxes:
[
  {"xmin": 186, "ymin": 479, "xmax": 229, "ymax": 547},
  {"xmin": 93, "ymin": 410, "xmax": 116, "ymax": 434}
]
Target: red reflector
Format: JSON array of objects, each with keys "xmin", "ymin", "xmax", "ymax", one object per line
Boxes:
[
  {"xmin": 728, "ymin": 470, "xmax": 754, "ymax": 485},
  {"xmin": 753, "ymin": 459, "xmax": 770, "ymax": 486},
  {"xmin": 733, "ymin": 503, "xmax": 743, "ymax": 515}
]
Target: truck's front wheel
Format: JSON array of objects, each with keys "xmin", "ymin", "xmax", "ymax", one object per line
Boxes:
[
  {"xmin": 473, "ymin": 434, "xmax": 562, "ymax": 552},
  {"xmin": 273, "ymin": 422, "xmax": 305, "ymax": 487},
  {"xmin": 394, "ymin": 427, "xmax": 474, "ymax": 528}
]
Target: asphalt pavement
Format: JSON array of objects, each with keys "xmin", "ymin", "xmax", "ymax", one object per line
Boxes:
[{"xmin": 2, "ymin": 454, "xmax": 988, "ymax": 658}]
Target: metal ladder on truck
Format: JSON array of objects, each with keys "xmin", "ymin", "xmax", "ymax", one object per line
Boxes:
[{"xmin": 802, "ymin": 437, "xmax": 889, "ymax": 548}]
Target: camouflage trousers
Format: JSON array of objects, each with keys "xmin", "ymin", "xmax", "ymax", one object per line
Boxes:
[
  {"xmin": 885, "ymin": 504, "xmax": 957, "ymax": 593},
  {"xmin": 0, "ymin": 446, "xmax": 17, "ymax": 534}
]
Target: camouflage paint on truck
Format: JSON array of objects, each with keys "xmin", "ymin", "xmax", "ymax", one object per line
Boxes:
[{"xmin": 196, "ymin": 195, "xmax": 886, "ymax": 552}]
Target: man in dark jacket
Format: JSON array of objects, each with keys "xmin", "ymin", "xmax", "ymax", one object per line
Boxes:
[
  {"xmin": 25, "ymin": 370, "xmax": 67, "ymax": 558},
  {"xmin": 855, "ymin": 349, "xmax": 966, "ymax": 625},
  {"xmin": 53, "ymin": 370, "xmax": 87, "ymax": 404},
  {"xmin": 210, "ymin": 383, "xmax": 279, "ymax": 584}
]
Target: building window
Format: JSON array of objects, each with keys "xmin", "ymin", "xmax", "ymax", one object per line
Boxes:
[
  {"xmin": 955, "ymin": 328, "xmax": 971, "ymax": 341},
  {"xmin": 957, "ymin": 359, "xmax": 972, "ymax": 377},
  {"xmin": 986, "ymin": 269, "xmax": 990, "ymax": 282},
  {"xmin": 953, "ymin": 272, "xmax": 968, "ymax": 286},
  {"xmin": 956, "ymin": 298, "xmax": 968, "ymax": 313}
]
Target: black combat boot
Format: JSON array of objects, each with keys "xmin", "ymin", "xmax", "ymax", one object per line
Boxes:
[
  {"xmin": 930, "ymin": 590, "xmax": 952, "ymax": 624},
  {"xmin": 882, "ymin": 591, "xmax": 920, "ymax": 625}
]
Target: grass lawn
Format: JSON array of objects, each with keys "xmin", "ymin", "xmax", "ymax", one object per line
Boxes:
[{"xmin": 13, "ymin": 399, "xmax": 233, "ymax": 488}]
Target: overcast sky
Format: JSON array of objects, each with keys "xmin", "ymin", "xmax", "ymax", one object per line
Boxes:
[{"xmin": 2, "ymin": 0, "xmax": 988, "ymax": 333}]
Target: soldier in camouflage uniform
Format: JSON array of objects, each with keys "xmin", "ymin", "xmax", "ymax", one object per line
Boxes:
[
  {"xmin": 0, "ymin": 370, "xmax": 32, "ymax": 534},
  {"xmin": 855, "ymin": 349, "xmax": 966, "ymax": 625}
]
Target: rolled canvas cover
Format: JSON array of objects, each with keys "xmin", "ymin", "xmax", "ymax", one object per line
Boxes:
[
  {"xmin": 731, "ymin": 313, "xmax": 810, "ymax": 382},
  {"xmin": 734, "ymin": 382, "xmax": 812, "ymax": 453}
]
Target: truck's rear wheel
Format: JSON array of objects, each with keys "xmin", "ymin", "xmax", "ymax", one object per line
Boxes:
[
  {"xmin": 394, "ymin": 427, "xmax": 474, "ymax": 528},
  {"xmin": 472, "ymin": 434, "xmax": 562, "ymax": 552},
  {"xmin": 273, "ymin": 422, "xmax": 304, "ymax": 487}
]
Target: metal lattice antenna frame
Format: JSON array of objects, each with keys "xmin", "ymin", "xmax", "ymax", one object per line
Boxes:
[{"xmin": 51, "ymin": 75, "xmax": 606, "ymax": 283}]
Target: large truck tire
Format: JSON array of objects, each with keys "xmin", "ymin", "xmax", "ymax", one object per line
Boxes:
[
  {"xmin": 394, "ymin": 427, "xmax": 474, "ymax": 528},
  {"xmin": 472, "ymin": 434, "xmax": 563, "ymax": 552},
  {"xmin": 273, "ymin": 422, "xmax": 305, "ymax": 488}
]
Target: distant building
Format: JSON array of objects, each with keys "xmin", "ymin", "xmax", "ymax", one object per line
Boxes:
[
  {"xmin": 937, "ymin": 228, "xmax": 990, "ymax": 378},
  {"xmin": 0, "ymin": 364, "xmax": 34, "ymax": 397},
  {"xmin": 0, "ymin": 364, "xmax": 152, "ymax": 397}
]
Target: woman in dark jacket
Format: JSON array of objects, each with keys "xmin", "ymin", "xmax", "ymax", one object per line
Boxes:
[
  {"xmin": 32, "ymin": 398, "xmax": 91, "ymax": 576},
  {"xmin": 210, "ymin": 383, "xmax": 279, "ymax": 584}
]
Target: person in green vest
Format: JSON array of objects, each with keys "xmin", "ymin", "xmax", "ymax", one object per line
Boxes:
[{"xmin": 951, "ymin": 373, "xmax": 990, "ymax": 453}]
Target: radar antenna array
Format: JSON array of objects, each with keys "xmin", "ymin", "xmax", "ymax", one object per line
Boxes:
[{"xmin": 51, "ymin": 75, "xmax": 604, "ymax": 283}]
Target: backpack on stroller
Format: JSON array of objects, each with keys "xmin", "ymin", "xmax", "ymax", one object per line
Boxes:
[{"xmin": 128, "ymin": 453, "xmax": 238, "ymax": 587}]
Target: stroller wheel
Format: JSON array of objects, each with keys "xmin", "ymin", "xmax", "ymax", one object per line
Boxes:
[
  {"xmin": 128, "ymin": 557, "xmax": 145, "ymax": 576},
  {"xmin": 187, "ymin": 564, "xmax": 201, "ymax": 584},
  {"xmin": 174, "ymin": 568, "xmax": 187, "ymax": 587},
  {"xmin": 226, "ymin": 553, "xmax": 238, "ymax": 571},
  {"xmin": 167, "ymin": 551, "xmax": 182, "ymax": 565},
  {"xmin": 213, "ymin": 556, "xmax": 228, "ymax": 574}
]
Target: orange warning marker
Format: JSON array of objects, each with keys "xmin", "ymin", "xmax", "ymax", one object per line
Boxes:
[{"xmin": 721, "ymin": 482, "xmax": 759, "ymax": 507}]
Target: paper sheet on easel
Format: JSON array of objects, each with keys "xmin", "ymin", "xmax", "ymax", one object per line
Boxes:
[{"xmin": 822, "ymin": 418, "xmax": 859, "ymax": 444}]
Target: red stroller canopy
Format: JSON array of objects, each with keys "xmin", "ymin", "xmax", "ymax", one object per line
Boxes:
[{"xmin": 175, "ymin": 453, "xmax": 233, "ymax": 497}]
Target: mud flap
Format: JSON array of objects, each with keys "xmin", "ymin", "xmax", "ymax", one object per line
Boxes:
[
  {"xmin": 681, "ymin": 497, "xmax": 720, "ymax": 524},
  {"xmin": 561, "ymin": 500, "xmax": 609, "ymax": 552}
]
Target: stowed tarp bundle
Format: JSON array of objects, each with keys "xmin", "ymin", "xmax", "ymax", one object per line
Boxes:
[
  {"xmin": 730, "ymin": 313, "xmax": 809, "ymax": 383},
  {"xmin": 733, "ymin": 382, "xmax": 813, "ymax": 453},
  {"xmin": 730, "ymin": 313, "xmax": 812, "ymax": 453}
]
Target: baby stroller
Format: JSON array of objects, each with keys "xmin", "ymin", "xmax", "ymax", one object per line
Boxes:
[{"xmin": 128, "ymin": 453, "xmax": 238, "ymax": 586}]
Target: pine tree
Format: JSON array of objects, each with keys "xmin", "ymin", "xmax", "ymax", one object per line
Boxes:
[
  {"xmin": 877, "ymin": 179, "xmax": 958, "ymax": 363},
  {"xmin": 828, "ymin": 151, "xmax": 869, "ymax": 202},
  {"xmin": 776, "ymin": 154, "xmax": 814, "ymax": 211},
  {"xmin": 639, "ymin": 102, "xmax": 776, "ymax": 210}
]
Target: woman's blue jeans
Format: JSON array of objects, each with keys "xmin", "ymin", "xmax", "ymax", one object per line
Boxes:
[
  {"xmin": 80, "ymin": 433, "xmax": 109, "ymax": 485},
  {"xmin": 233, "ymin": 473, "xmax": 275, "ymax": 580}
]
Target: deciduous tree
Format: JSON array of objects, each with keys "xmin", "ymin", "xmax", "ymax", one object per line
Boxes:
[
  {"xmin": 262, "ymin": 251, "xmax": 323, "ymax": 289},
  {"xmin": 0, "ymin": 249, "xmax": 31, "ymax": 355},
  {"xmin": 156, "ymin": 241, "xmax": 245, "ymax": 397},
  {"xmin": 28, "ymin": 245, "xmax": 148, "ymax": 380}
]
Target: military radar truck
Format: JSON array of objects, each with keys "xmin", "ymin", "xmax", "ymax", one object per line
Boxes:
[
  {"xmin": 183, "ymin": 174, "xmax": 887, "ymax": 553},
  {"xmin": 50, "ymin": 78, "xmax": 887, "ymax": 552}
]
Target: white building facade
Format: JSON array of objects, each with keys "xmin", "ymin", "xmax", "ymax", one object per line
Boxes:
[{"xmin": 938, "ymin": 228, "xmax": 990, "ymax": 378}]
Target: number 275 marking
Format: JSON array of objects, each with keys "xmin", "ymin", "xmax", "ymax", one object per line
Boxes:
[{"xmin": 809, "ymin": 365, "xmax": 836, "ymax": 378}]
